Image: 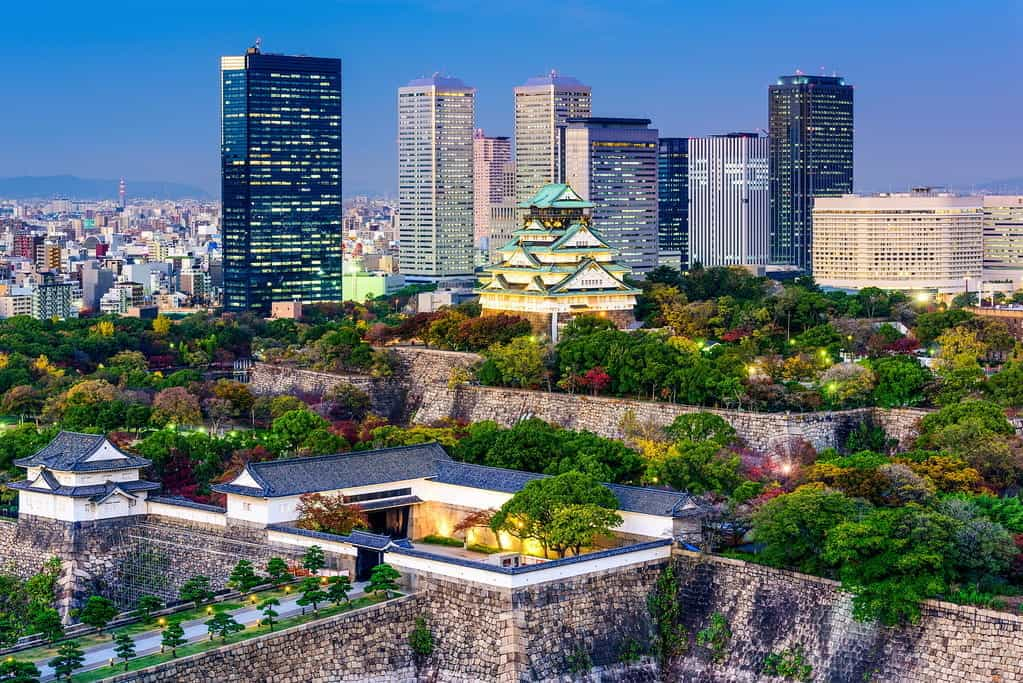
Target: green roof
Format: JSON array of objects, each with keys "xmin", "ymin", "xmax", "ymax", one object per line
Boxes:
[{"xmin": 517, "ymin": 183, "xmax": 595, "ymax": 209}]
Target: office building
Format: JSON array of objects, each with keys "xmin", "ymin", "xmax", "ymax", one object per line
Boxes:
[
  {"xmin": 564, "ymin": 117, "xmax": 660, "ymax": 274},
  {"xmin": 812, "ymin": 191, "xmax": 983, "ymax": 294},
  {"xmin": 80, "ymin": 261, "xmax": 114, "ymax": 312},
  {"xmin": 769, "ymin": 74, "xmax": 854, "ymax": 271},
  {"xmin": 514, "ymin": 72, "xmax": 591, "ymax": 203},
  {"xmin": 688, "ymin": 133, "xmax": 769, "ymax": 268},
  {"xmin": 657, "ymin": 138, "xmax": 689, "ymax": 268},
  {"xmin": 473, "ymin": 130, "xmax": 513, "ymax": 241},
  {"xmin": 220, "ymin": 46, "xmax": 343, "ymax": 313},
  {"xmin": 982, "ymin": 196, "xmax": 1023, "ymax": 286},
  {"xmin": 397, "ymin": 74, "xmax": 475, "ymax": 284}
]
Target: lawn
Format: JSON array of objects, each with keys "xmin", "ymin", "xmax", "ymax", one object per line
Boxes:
[{"xmin": 70, "ymin": 595, "xmax": 388, "ymax": 682}]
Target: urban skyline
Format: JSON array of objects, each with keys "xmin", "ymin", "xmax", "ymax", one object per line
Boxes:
[{"xmin": 1, "ymin": 0, "xmax": 1019, "ymax": 198}]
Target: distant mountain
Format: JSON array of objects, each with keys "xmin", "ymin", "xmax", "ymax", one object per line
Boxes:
[{"xmin": 0, "ymin": 175, "xmax": 213, "ymax": 200}]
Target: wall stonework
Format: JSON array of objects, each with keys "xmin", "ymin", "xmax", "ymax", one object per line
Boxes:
[{"xmin": 670, "ymin": 551, "xmax": 1023, "ymax": 683}]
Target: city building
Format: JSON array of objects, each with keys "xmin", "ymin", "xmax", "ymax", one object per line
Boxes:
[
  {"xmin": 80, "ymin": 260, "xmax": 114, "ymax": 311},
  {"xmin": 477, "ymin": 183, "xmax": 639, "ymax": 341},
  {"xmin": 220, "ymin": 46, "xmax": 343, "ymax": 314},
  {"xmin": 812, "ymin": 191, "xmax": 983, "ymax": 294},
  {"xmin": 473, "ymin": 130, "xmax": 513, "ymax": 241},
  {"xmin": 31, "ymin": 280, "xmax": 74, "ymax": 319},
  {"xmin": 397, "ymin": 75, "xmax": 475, "ymax": 285},
  {"xmin": 564, "ymin": 117, "xmax": 660, "ymax": 274},
  {"xmin": 35, "ymin": 242, "xmax": 61, "ymax": 272},
  {"xmin": 769, "ymin": 74, "xmax": 854, "ymax": 271},
  {"xmin": 514, "ymin": 72, "xmax": 591, "ymax": 203},
  {"xmin": 0, "ymin": 287, "xmax": 32, "ymax": 318},
  {"xmin": 687, "ymin": 133, "xmax": 769, "ymax": 268},
  {"xmin": 657, "ymin": 138, "xmax": 689, "ymax": 269},
  {"xmin": 982, "ymin": 196, "xmax": 1023, "ymax": 288},
  {"xmin": 341, "ymin": 261, "xmax": 406, "ymax": 301}
]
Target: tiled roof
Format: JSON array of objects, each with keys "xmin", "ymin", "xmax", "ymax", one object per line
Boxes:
[
  {"xmin": 517, "ymin": 183, "xmax": 594, "ymax": 209},
  {"xmin": 14, "ymin": 431, "xmax": 151, "ymax": 472},
  {"xmin": 211, "ymin": 443, "xmax": 451, "ymax": 498},
  {"xmin": 266, "ymin": 524, "xmax": 403, "ymax": 551},
  {"xmin": 8, "ymin": 478, "xmax": 160, "ymax": 500},
  {"xmin": 431, "ymin": 461, "xmax": 701, "ymax": 518},
  {"xmin": 358, "ymin": 495, "xmax": 422, "ymax": 512}
]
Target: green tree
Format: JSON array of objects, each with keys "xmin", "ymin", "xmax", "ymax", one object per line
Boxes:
[
  {"xmin": 490, "ymin": 471, "xmax": 620, "ymax": 558},
  {"xmin": 485, "ymin": 336, "xmax": 546, "ymax": 388},
  {"xmin": 48, "ymin": 640, "xmax": 85, "ymax": 681},
  {"xmin": 30, "ymin": 607, "xmax": 63, "ymax": 643},
  {"xmin": 76, "ymin": 595, "xmax": 118, "ymax": 635},
  {"xmin": 823, "ymin": 505, "xmax": 956, "ymax": 625},
  {"xmin": 408, "ymin": 615, "xmax": 435, "ymax": 674},
  {"xmin": 296, "ymin": 577, "xmax": 327, "ymax": 613},
  {"xmin": 228, "ymin": 559, "xmax": 262, "ymax": 593},
  {"xmin": 664, "ymin": 412, "xmax": 736, "ymax": 446},
  {"xmin": 547, "ymin": 504, "xmax": 623, "ymax": 557},
  {"xmin": 113, "ymin": 633, "xmax": 136, "ymax": 671},
  {"xmin": 752, "ymin": 484, "xmax": 867, "ymax": 575},
  {"xmin": 867, "ymin": 355, "xmax": 931, "ymax": 408},
  {"xmin": 265, "ymin": 557, "xmax": 292, "ymax": 586},
  {"xmin": 150, "ymin": 386, "xmax": 202, "ymax": 426},
  {"xmin": 648, "ymin": 441, "xmax": 743, "ymax": 496},
  {"xmin": 989, "ymin": 361, "xmax": 1023, "ymax": 407},
  {"xmin": 205, "ymin": 612, "xmax": 244, "ymax": 642},
  {"xmin": 271, "ymin": 409, "xmax": 331, "ymax": 453},
  {"xmin": 326, "ymin": 575, "xmax": 353, "ymax": 606},
  {"xmin": 259, "ymin": 597, "xmax": 280, "ymax": 631},
  {"xmin": 647, "ymin": 564, "xmax": 688, "ymax": 675},
  {"xmin": 301, "ymin": 545, "xmax": 326, "ymax": 575},
  {"xmin": 178, "ymin": 575, "xmax": 213, "ymax": 608},
  {"xmin": 366, "ymin": 563, "xmax": 402, "ymax": 598},
  {"xmin": 134, "ymin": 594, "xmax": 164, "ymax": 623},
  {"xmin": 161, "ymin": 622, "xmax": 186, "ymax": 657},
  {"xmin": 0, "ymin": 659, "xmax": 40, "ymax": 683}
]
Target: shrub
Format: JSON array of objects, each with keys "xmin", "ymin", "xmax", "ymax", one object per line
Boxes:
[
  {"xmin": 419, "ymin": 535, "xmax": 464, "ymax": 548},
  {"xmin": 762, "ymin": 645, "xmax": 813, "ymax": 681}
]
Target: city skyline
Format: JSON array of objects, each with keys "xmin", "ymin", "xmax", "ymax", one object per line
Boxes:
[{"xmin": 1, "ymin": 0, "xmax": 1020, "ymax": 198}]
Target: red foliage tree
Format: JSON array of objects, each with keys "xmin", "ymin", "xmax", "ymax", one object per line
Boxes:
[
  {"xmin": 581, "ymin": 367, "xmax": 612, "ymax": 395},
  {"xmin": 295, "ymin": 493, "xmax": 368, "ymax": 536}
]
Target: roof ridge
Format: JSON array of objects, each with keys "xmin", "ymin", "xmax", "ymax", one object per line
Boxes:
[
  {"xmin": 440, "ymin": 460, "xmax": 689, "ymax": 497},
  {"xmin": 250, "ymin": 441, "xmax": 446, "ymax": 471}
]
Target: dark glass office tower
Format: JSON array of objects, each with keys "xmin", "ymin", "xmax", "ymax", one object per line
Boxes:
[
  {"xmin": 221, "ymin": 47, "xmax": 342, "ymax": 313},
  {"xmin": 657, "ymin": 138, "xmax": 689, "ymax": 266},
  {"xmin": 768, "ymin": 74, "xmax": 853, "ymax": 271}
]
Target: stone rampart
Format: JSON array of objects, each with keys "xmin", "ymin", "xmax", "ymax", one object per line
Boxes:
[{"xmin": 670, "ymin": 551, "xmax": 1023, "ymax": 683}]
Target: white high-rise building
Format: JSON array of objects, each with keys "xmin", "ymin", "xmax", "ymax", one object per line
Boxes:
[
  {"xmin": 688, "ymin": 133, "xmax": 769, "ymax": 268},
  {"xmin": 514, "ymin": 72, "xmax": 591, "ymax": 203},
  {"xmin": 564, "ymin": 117, "xmax": 660, "ymax": 274},
  {"xmin": 982, "ymin": 195, "xmax": 1023, "ymax": 288},
  {"xmin": 398, "ymin": 75, "xmax": 475, "ymax": 283},
  {"xmin": 812, "ymin": 190, "xmax": 984, "ymax": 294},
  {"xmin": 472, "ymin": 130, "xmax": 513, "ymax": 241}
]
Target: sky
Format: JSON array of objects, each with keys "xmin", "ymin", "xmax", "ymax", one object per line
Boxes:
[{"xmin": 0, "ymin": 0, "xmax": 1020, "ymax": 197}]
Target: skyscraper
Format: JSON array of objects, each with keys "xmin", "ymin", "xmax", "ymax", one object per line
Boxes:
[
  {"xmin": 982, "ymin": 196, "xmax": 1023, "ymax": 283},
  {"xmin": 768, "ymin": 74, "xmax": 854, "ymax": 271},
  {"xmin": 398, "ymin": 75, "xmax": 475, "ymax": 284},
  {"xmin": 220, "ymin": 46, "xmax": 342, "ymax": 313},
  {"xmin": 514, "ymin": 72, "xmax": 591, "ymax": 203},
  {"xmin": 565, "ymin": 118, "xmax": 660, "ymax": 275},
  {"xmin": 688, "ymin": 133, "xmax": 769, "ymax": 268},
  {"xmin": 472, "ymin": 130, "xmax": 513, "ymax": 241},
  {"xmin": 657, "ymin": 138, "xmax": 689, "ymax": 268}
]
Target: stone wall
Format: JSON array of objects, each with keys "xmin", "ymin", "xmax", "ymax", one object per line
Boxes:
[{"xmin": 669, "ymin": 551, "xmax": 1023, "ymax": 683}]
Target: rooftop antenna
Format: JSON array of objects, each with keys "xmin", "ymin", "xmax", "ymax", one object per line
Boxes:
[{"xmin": 253, "ymin": 37, "xmax": 262, "ymax": 53}]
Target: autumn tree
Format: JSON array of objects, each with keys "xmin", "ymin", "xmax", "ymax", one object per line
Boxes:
[{"xmin": 295, "ymin": 493, "xmax": 368, "ymax": 536}]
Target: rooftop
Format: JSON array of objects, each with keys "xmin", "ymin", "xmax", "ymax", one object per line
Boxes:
[
  {"xmin": 404, "ymin": 74, "xmax": 473, "ymax": 90},
  {"xmin": 517, "ymin": 183, "xmax": 594, "ymax": 210},
  {"xmin": 14, "ymin": 431, "xmax": 152, "ymax": 472},
  {"xmin": 212, "ymin": 443, "xmax": 452, "ymax": 498},
  {"xmin": 518, "ymin": 71, "xmax": 589, "ymax": 89}
]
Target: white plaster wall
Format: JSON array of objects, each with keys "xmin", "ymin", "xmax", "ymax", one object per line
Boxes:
[
  {"xmin": 146, "ymin": 501, "xmax": 228, "ymax": 527},
  {"xmin": 53, "ymin": 469, "xmax": 141, "ymax": 486}
]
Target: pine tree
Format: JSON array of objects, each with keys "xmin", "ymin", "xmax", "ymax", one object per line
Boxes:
[
  {"xmin": 114, "ymin": 633, "xmax": 137, "ymax": 671},
  {"xmin": 161, "ymin": 622, "xmax": 187, "ymax": 657},
  {"xmin": 48, "ymin": 640, "xmax": 85, "ymax": 681}
]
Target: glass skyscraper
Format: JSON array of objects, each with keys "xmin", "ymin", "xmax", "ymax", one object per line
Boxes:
[
  {"xmin": 220, "ymin": 47, "xmax": 342, "ymax": 313},
  {"xmin": 657, "ymin": 137, "xmax": 689, "ymax": 267},
  {"xmin": 768, "ymin": 74, "xmax": 853, "ymax": 272}
]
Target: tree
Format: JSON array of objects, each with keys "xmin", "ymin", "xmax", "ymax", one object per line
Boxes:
[
  {"xmin": 752, "ymin": 484, "xmax": 867, "ymax": 575},
  {"xmin": 408, "ymin": 615, "xmax": 435, "ymax": 675},
  {"xmin": 547, "ymin": 504, "xmax": 622, "ymax": 557},
  {"xmin": 259, "ymin": 597, "xmax": 280, "ymax": 631},
  {"xmin": 114, "ymin": 633, "xmax": 136, "ymax": 671},
  {"xmin": 205, "ymin": 612, "xmax": 244, "ymax": 642},
  {"xmin": 819, "ymin": 363, "xmax": 876, "ymax": 408},
  {"xmin": 823, "ymin": 505, "xmax": 956, "ymax": 625},
  {"xmin": 295, "ymin": 493, "xmax": 367, "ymax": 535},
  {"xmin": 366, "ymin": 563, "xmax": 402, "ymax": 598},
  {"xmin": 265, "ymin": 557, "xmax": 292, "ymax": 586},
  {"xmin": 30, "ymin": 607, "xmax": 63, "ymax": 643},
  {"xmin": 0, "ymin": 659, "xmax": 40, "ymax": 683},
  {"xmin": 151, "ymin": 386, "xmax": 202, "ymax": 426},
  {"xmin": 271, "ymin": 409, "xmax": 331, "ymax": 453},
  {"xmin": 647, "ymin": 441, "xmax": 743, "ymax": 497},
  {"xmin": 48, "ymin": 640, "xmax": 85, "ymax": 681},
  {"xmin": 327, "ymin": 575, "xmax": 352, "ymax": 606},
  {"xmin": 161, "ymin": 622, "xmax": 187, "ymax": 657},
  {"xmin": 664, "ymin": 413, "xmax": 736, "ymax": 447},
  {"xmin": 647, "ymin": 564, "xmax": 688, "ymax": 675},
  {"xmin": 323, "ymin": 382, "xmax": 372, "ymax": 421},
  {"xmin": 867, "ymin": 355, "xmax": 931, "ymax": 408},
  {"xmin": 301, "ymin": 545, "xmax": 326, "ymax": 575},
  {"xmin": 178, "ymin": 575, "xmax": 213, "ymax": 608},
  {"xmin": 152, "ymin": 315, "xmax": 172, "ymax": 336},
  {"xmin": 77, "ymin": 595, "xmax": 118, "ymax": 635},
  {"xmin": 989, "ymin": 361, "xmax": 1023, "ymax": 407},
  {"xmin": 296, "ymin": 577, "xmax": 327, "ymax": 614},
  {"xmin": 228, "ymin": 559, "xmax": 262, "ymax": 593},
  {"xmin": 490, "ymin": 471, "xmax": 620, "ymax": 558},
  {"xmin": 485, "ymin": 337, "xmax": 546, "ymax": 388}
]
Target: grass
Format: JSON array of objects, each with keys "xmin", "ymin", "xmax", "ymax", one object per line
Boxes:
[
  {"xmin": 419, "ymin": 534, "xmax": 464, "ymax": 548},
  {"xmin": 466, "ymin": 543, "xmax": 501, "ymax": 555},
  {"xmin": 13, "ymin": 587, "xmax": 293, "ymax": 663},
  {"xmin": 69, "ymin": 595, "xmax": 387, "ymax": 682}
]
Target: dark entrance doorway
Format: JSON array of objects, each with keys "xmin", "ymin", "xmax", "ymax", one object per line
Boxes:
[
  {"xmin": 355, "ymin": 547, "xmax": 382, "ymax": 581},
  {"xmin": 366, "ymin": 506, "xmax": 409, "ymax": 538}
]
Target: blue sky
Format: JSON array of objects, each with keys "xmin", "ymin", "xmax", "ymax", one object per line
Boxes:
[{"xmin": 1, "ymin": 0, "xmax": 1020, "ymax": 196}]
